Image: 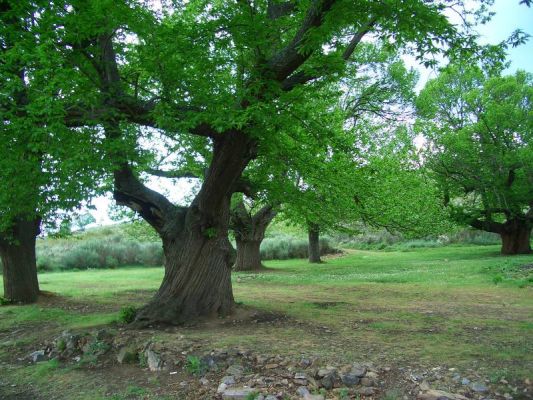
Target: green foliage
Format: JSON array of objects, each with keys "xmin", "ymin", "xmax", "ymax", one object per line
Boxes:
[
  {"xmin": 119, "ymin": 306, "xmax": 137, "ymax": 324},
  {"xmin": 417, "ymin": 65, "xmax": 533, "ymax": 238},
  {"xmin": 35, "ymin": 228, "xmax": 163, "ymax": 271},
  {"xmin": 0, "ymin": 296, "xmax": 12, "ymax": 306},
  {"xmin": 260, "ymin": 235, "xmax": 337, "ymax": 260},
  {"xmin": 184, "ymin": 355, "xmax": 203, "ymax": 376}
]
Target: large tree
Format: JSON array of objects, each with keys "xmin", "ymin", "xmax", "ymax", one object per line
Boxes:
[
  {"xmin": 57, "ymin": 0, "xmax": 487, "ymax": 325},
  {"xmin": 0, "ymin": 0, "xmax": 104, "ymax": 303},
  {"xmin": 417, "ymin": 65, "xmax": 532, "ymax": 254}
]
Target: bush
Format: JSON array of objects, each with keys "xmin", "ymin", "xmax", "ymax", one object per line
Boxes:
[
  {"xmin": 119, "ymin": 306, "xmax": 137, "ymax": 323},
  {"xmin": 260, "ymin": 234, "xmax": 337, "ymax": 260}
]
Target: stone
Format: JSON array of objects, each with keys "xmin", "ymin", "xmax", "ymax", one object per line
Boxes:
[
  {"xmin": 304, "ymin": 394, "xmax": 325, "ymax": 400},
  {"xmin": 264, "ymin": 396, "xmax": 277, "ymax": 400},
  {"xmin": 222, "ymin": 376, "xmax": 236, "ymax": 385},
  {"xmin": 117, "ymin": 346, "xmax": 138, "ymax": 364},
  {"xmin": 265, "ymin": 363, "xmax": 279, "ymax": 369},
  {"xmin": 300, "ymin": 358, "xmax": 312, "ymax": 368},
  {"xmin": 460, "ymin": 378, "xmax": 470, "ymax": 385},
  {"xmin": 351, "ymin": 364, "xmax": 367, "ymax": 377},
  {"xmin": 221, "ymin": 388, "xmax": 257, "ymax": 399},
  {"xmin": 29, "ymin": 350, "xmax": 46, "ymax": 363},
  {"xmin": 145, "ymin": 350, "xmax": 163, "ymax": 371},
  {"xmin": 199, "ymin": 377, "xmax": 209, "ymax": 386},
  {"xmin": 356, "ymin": 387, "xmax": 375, "ymax": 396},
  {"xmin": 360, "ymin": 377, "xmax": 373, "ymax": 387},
  {"xmin": 417, "ymin": 389, "xmax": 468, "ymax": 400},
  {"xmin": 294, "ymin": 372, "xmax": 308, "ymax": 385},
  {"xmin": 340, "ymin": 372, "xmax": 360, "ymax": 387},
  {"xmin": 320, "ymin": 374, "xmax": 335, "ymax": 390},
  {"xmin": 470, "ymin": 382, "xmax": 489, "ymax": 393},
  {"xmin": 226, "ymin": 365, "xmax": 244, "ymax": 376},
  {"xmin": 297, "ymin": 386, "xmax": 310, "ymax": 397},
  {"xmin": 365, "ymin": 371, "xmax": 378, "ymax": 379}
]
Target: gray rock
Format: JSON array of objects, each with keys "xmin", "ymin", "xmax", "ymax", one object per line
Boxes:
[
  {"xmin": 470, "ymin": 382, "xmax": 489, "ymax": 393},
  {"xmin": 226, "ymin": 364, "xmax": 244, "ymax": 377},
  {"xmin": 199, "ymin": 377, "xmax": 209, "ymax": 386},
  {"xmin": 320, "ymin": 374, "xmax": 335, "ymax": 390},
  {"xmin": 296, "ymin": 386, "xmax": 310, "ymax": 397},
  {"xmin": 221, "ymin": 376, "xmax": 236, "ymax": 385},
  {"xmin": 360, "ymin": 377, "xmax": 373, "ymax": 387},
  {"xmin": 117, "ymin": 346, "xmax": 138, "ymax": 364},
  {"xmin": 29, "ymin": 350, "xmax": 46, "ymax": 363},
  {"xmin": 294, "ymin": 372, "xmax": 308, "ymax": 385},
  {"xmin": 264, "ymin": 396, "xmax": 277, "ymax": 400},
  {"xmin": 340, "ymin": 372, "xmax": 360, "ymax": 387},
  {"xmin": 461, "ymin": 378, "xmax": 470, "ymax": 386},
  {"xmin": 351, "ymin": 364, "xmax": 367, "ymax": 377},
  {"xmin": 417, "ymin": 389, "xmax": 467, "ymax": 400},
  {"xmin": 304, "ymin": 394, "xmax": 325, "ymax": 400},
  {"xmin": 145, "ymin": 350, "xmax": 162, "ymax": 371},
  {"xmin": 356, "ymin": 387, "xmax": 375, "ymax": 396},
  {"xmin": 221, "ymin": 387, "xmax": 256, "ymax": 399}
]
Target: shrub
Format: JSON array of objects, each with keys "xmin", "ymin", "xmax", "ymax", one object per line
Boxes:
[
  {"xmin": 61, "ymin": 248, "xmax": 101, "ymax": 270},
  {"xmin": 119, "ymin": 306, "xmax": 137, "ymax": 324},
  {"xmin": 260, "ymin": 235, "xmax": 337, "ymax": 260}
]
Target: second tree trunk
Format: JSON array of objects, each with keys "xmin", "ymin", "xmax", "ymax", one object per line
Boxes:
[{"xmin": 0, "ymin": 218, "xmax": 41, "ymax": 304}]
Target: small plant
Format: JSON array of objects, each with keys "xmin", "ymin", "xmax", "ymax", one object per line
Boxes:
[
  {"xmin": 245, "ymin": 392, "xmax": 260, "ymax": 400},
  {"xmin": 139, "ymin": 352, "xmax": 148, "ymax": 368},
  {"xmin": 0, "ymin": 296, "xmax": 12, "ymax": 306},
  {"xmin": 185, "ymin": 355, "xmax": 203, "ymax": 376},
  {"xmin": 203, "ymin": 227, "xmax": 217, "ymax": 239},
  {"xmin": 492, "ymin": 275, "xmax": 503, "ymax": 285},
  {"xmin": 339, "ymin": 388, "xmax": 349, "ymax": 399},
  {"xmin": 119, "ymin": 306, "xmax": 137, "ymax": 323},
  {"xmin": 56, "ymin": 338, "xmax": 66, "ymax": 352}
]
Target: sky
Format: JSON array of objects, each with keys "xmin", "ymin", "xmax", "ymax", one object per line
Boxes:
[{"xmin": 87, "ymin": 0, "xmax": 533, "ymax": 227}]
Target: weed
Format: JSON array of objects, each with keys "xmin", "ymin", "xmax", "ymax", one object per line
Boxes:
[
  {"xmin": 338, "ymin": 388, "xmax": 349, "ymax": 399},
  {"xmin": 56, "ymin": 338, "xmax": 66, "ymax": 352},
  {"xmin": 185, "ymin": 355, "xmax": 203, "ymax": 376},
  {"xmin": 119, "ymin": 306, "xmax": 137, "ymax": 324},
  {"xmin": 492, "ymin": 275, "xmax": 503, "ymax": 285},
  {"xmin": 245, "ymin": 392, "xmax": 260, "ymax": 400},
  {"xmin": 139, "ymin": 352, "xmax": 148, "ymax": 369},
  {"xmin": 0, "ymin": 296, "xmax": 12, "ymax": 306}
]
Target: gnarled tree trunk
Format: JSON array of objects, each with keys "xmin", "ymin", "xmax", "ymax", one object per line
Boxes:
[
  {"xmin": 500, "ymin": 220, "xmax": 531, "ymax": 255},
  {"xmin": 308, "ymin": 222, "xmax": 322, "ymax": 263},
  {"xmin": 0, "ymin": 218, "xmax": 41, "ymax": 303},
  {"xmin": 112, "ymin": 129, "xmax": 255, "ymax": 326},
  {"xmin": 232, "ymin": 202, "xmax": 277, "ymax": 271}
]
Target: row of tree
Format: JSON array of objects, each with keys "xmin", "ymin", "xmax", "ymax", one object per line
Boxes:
[{"xmin": 1, "ymin": 1, "xmax": 531, "ymax": 327}]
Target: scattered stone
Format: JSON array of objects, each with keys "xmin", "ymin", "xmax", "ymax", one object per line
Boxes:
[
  {"xmin": 145, "ymin": 350, "xmax": 163, "ymax": 371},
  {"xmin": 265, "ymin": 363, "xmax": 279, "ymax": 369},
  {"xmin": 320, "ymin": 374, "xmax": 335, "ymax": 390},
  {"xmin": 351, "ymin": 364, "xmax": 367, "ymax": 377},
  {"xmin": 29, "ymin": 350, "xmax": 46, "ymax": 363},
  {"xmin": 226, "ymin": 365, "xmax": 244, "ymax": 377},
  {"xmin": 356, "ymin": 387, "xmax": 375, "ymax": 396},
  {"xmin": 471, "ymin": 382, "xmax": 489, "ymax": 393},
  {"xmin": 304, "ymin": 395, "xmax": 324, "ymax": 400},
  {"xmin": 294, "ymin": 372, "xmax": 307, "ymax": 385},
  {"xmin": 221, "ymin": 387, "xmax": 256, "ymax": 399},
  {"xmin": 199, "ymin": 377, "xmax": 209, "ymax": 386},
  {"xmin": 221, "ymin": 376, "xmax": 236, "ymax": 385},
  {"xmin": 296, "ymin": 386, "xmax": 310, "ymax": 397},
  {"xmin": 360, "ymin": 377, "xmax": 373, "ymax": 387},
  {"xmin": 340, "ymin": 372, "xmax": 360, "ymax": 387},
  {"xmin": 264, "ymin": 396, "xmax": 277, "ymax": 400},
  {"xmin": 417, "ymin": 389, "xmax": 468, "ymax": 400},
  {"xmin": 419, "ymin": 381, "xmax": 431, "ymax": 391},
  {"xmin": 461, "ymin": 378, "xmax": 470, "ymax": 386},
  {"xmin": 117, "ymin": 346, "xmax": 138, "ymax": 364}
]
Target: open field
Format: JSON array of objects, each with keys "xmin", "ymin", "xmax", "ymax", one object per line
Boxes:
[{"xmin": 0, "ymin": 245, "xmax": 532, "ymax": 399}]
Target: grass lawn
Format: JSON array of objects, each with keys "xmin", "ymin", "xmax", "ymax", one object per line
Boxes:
[{"xmin": 0, "ymin": 245, "xmax": 531, "ymax": 399}]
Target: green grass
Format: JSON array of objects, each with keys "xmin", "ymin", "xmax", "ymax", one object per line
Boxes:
[{"xmin": 0, "ymin": 244, "xmax": 532, "ymax": 399}]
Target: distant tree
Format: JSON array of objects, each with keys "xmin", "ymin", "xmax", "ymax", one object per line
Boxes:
[
  {"xmin": 417, "ymin": 65, "xmax": 532, "ymax": 254},
  {"xmin": 0, "ymin": 1, "xmax": 104, "ymax": 303}
]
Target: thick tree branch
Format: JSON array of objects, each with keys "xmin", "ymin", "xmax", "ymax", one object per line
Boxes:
[
  {"xmin": 266, "ymin": 0, "xmax": 337, "ymax": 82},
  {"xmin": 280, "ymin": 17, "xmax": 376, "ymax": 91}
]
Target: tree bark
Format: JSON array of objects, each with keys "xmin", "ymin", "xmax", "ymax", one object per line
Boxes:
[
  {"xmin": 122, "ymin": 130, "xmax": 255, "ymax": 326},
  {"xmin": 232, "ymin": 202, "xmax": 277, "ymax": 271},
  {"xmin": 500, "ymin": 223, "xmax": 531, "ymax": 255},
  {"xmin": 0, "ymin": 218, "xmax": 41, "ymax": 303},
  {"xmin": 308, "ymin": 222, "xmax": 322, "ymax": 263}
]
